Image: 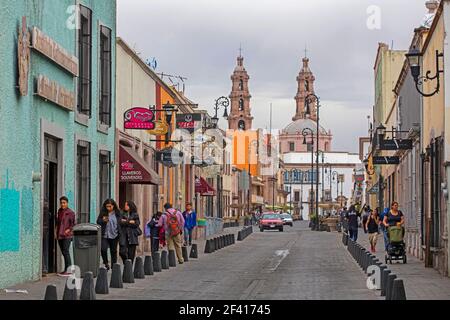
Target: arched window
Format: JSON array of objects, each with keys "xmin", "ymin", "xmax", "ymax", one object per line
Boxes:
[
  {"xmin": 305, "ymin": 80, "xmax": 309, "ymax": 92},
  {"xmin": 238, "ymin": 120, "xmax": 246, "ymax": 130},
  {"xmin": 239, "ymin": 79, "xmax": 244, "ymax": 90},
  {"xmin": 239, "ymin": 99, "xmax": 244, "ymax": 111}
]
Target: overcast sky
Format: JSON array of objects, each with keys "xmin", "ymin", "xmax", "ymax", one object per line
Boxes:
[{"xmin": 117, "ymin": 0, "xmax": 428, "ymax": 152}]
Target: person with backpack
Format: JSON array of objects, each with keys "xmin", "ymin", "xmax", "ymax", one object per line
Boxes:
[
  {"xmin": 158, "ymin": 203, "xmax": 185, "ymax": 264},
  {"xmin": 118, "ymin": 200, "xmax": 142, "ymax": 264},
  {"xmin": 147, "ymin": 211, "xmax": 162, "ymax": 253},
  {"xmin": 182, "ymin": 203, "xmax": 197, "ymax": 246}
]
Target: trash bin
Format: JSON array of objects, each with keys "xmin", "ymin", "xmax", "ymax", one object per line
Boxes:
[{"xmin": 73, "ymin": 223, "xmax": 101, "ymax": 278}]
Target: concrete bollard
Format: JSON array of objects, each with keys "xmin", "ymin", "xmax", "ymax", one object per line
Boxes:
[
  {"xmin": 190, "ymin": 243, "xmax": 198, "ymax": 258},
  {"xmin": 204, "ymin": 239, "xmax": 213, "ymax": 254},
  {"xmin": 123, "ymin": 259, "xmax": 135, "ymax": 283},
  {"xmin": 182, "ymin": 246, "xmax": 189, "ymax": 262},
  {"xmin": 134, "ymin": 256, "xmax": 145, "ymax": 279},
  {"xmin": 386, "ymin": 273, "xmax": 397, "ymax": 300},
  {"xmin": 364, "ymin": 252, "xmax": 371, "ymax": 272},
  {"xmin": 161, "ymin": 251, "xmax": 169, "ymax": 269},
  {"xmin": 110, "ymin": 263, "xmax": 123, "ymax": 289},
  {"xmin": 80, "ymin": 272, "xmax": 96, "ymax": 300},
  {"xmin": 391, "ymin": 279, "xmax": 407, "ymax": 300},
  {"xmin": 381, "ymin": 268, "xmax": 391, "ymax": 296},
  {"xmin": 44, "ymin": 284, "xmax": 58, "ymax": 300},
  {"xmin": 95, "ymin": 267, "xmax": 109, "ymax": 294},
  {"xmin": 232, "ymin": 233, "xmax": 236, "ymax": 244},
  {"xmin": 237, "ymin": 230, "xmax": 243, "ymax": 241},
  {"xmin": 63, "ymin": 279, "xmax": 78, "ymax": 300},
  {"xmin": 144, "ymin": 255, "xmax": 154, "ymax": 276},
  {"xmin": 219, "ymin": 236, "xmax": 223, "ymax": 249},
  {"xmin": 214, "ymin": 237, "xmax": 219, "ymax": 250},
  {"xmin": 152, "ymin": 252, "xmax": 162, "ymax": 272},
  {"xmin": 168, "ymin": 250, "xmax": 177, "ymax": 267}
]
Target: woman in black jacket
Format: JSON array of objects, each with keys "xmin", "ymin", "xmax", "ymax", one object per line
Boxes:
[
  {"xmin": 119, "ymin": 200, "xmax": 141, "ymax": 264},
  {"xmin": 148, "ymin": 211, "xmax": 162, "ymax": 253},
  {"xmin": 97, "ymin": 199, "xmax": 122, "ymax": 270}
]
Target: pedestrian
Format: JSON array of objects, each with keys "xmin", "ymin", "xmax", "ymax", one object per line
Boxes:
[
  {"xmin": 379, "ymin": 207, "xmax": 390, "ymax": 251},
  {"xmin": 97, "ymin": 199, "xmax": 121, "ymax": 271},
  {"xmin": 56, "ymin": 196, "xmax": 76, "ymax": 276},
  {"xmin": 119, "ymin": 200, "xmax": 142, "ymax": 264},
  {"xmin": 182, "ymin": 202, "xmax": 197, "ymax": 246},
  {"xmin": 158, "ymin": 203, "xmax": 185, "ymax": 264},
  {"xmin": 383, "ymin": 201, "xmax": 405, "ymax": 239},
  {"xmin": 345, "ymin": 205, "xmax": 359, "ymax": 241},
  {"xmin": 148, "ymin": 211, "xmax": 162, "ymax": 253},
  {"xmin": 362, "ymin": 205, "xmax": 370, "ymax": 234},
  {"xmin": 366, "ymin": 209, "xmax": 379, "ymax": 252}
]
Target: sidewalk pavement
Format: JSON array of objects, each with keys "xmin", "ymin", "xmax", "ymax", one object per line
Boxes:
[
  {"xmin": 0, "ymin": 225, "xmax": 247, "ymax": 300},
  {"xmin": 356, "ymin": 228, "xmax": 450, "ymax": 300}
]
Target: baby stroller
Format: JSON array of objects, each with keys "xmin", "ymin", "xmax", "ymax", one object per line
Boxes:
[{"xmin": 385, "ymin": 226, "xmax": 407, "ymax": 264}]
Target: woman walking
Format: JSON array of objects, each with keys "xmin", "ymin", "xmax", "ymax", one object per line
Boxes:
[
  {"xmin": 119, "ymin": 200, "xmax": 142, "ymax": 264},
  {"xmin": 97, "ymin": 199, "xmax": 121, "ymax": 271},
  {"xmin": 366, "ymin": 209, "xmax": 379, "ymax": 252}
]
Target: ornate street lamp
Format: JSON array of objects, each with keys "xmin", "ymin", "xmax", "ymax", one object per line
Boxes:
[
  {"xmin": 302, "ymin": 127, "xmax": 316, "ymax": 228},
  {"xmin": 211, "ymin": 96, "xmax": 230, "ymax": 129},
  {"xmin": 406, "ymin": 46, "xmax": 444, "ymax": 97}
]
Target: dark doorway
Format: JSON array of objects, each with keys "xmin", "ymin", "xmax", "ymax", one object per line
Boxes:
[{"xmin": 42, "ymin": 135, "xmax": 59, "ymax": 275}]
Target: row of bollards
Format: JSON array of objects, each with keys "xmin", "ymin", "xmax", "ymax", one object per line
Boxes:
[
  {"xmin": 223, "ymin": 222, "xmax": 239, "ymax": 228},
  {"xmin": 44, "ymin": 245, "xmax": 200, "ymax": 300},
  {"xmin": 346, "ymin": 239, "xmax": 407, "ymax": 300},
  {"xmin": 204, "ymin": 234, "xmax": 236, "ymax": 254},
  {"xmin": 237, "ymin": 226, "xmax": 253, "ymax": 241}
]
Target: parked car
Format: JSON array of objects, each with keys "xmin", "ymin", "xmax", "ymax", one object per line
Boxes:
[
  {"xmin": 280, "ymin": 213, "xmax": 293, "ymax": 226},
  {"xmin": 259, "ymin": 213, "xmax": 284, "ymax": 232}
]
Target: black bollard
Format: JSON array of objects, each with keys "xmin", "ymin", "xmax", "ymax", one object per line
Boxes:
[
  {"xmin": 232, "ymin": 233, "xmax": 236, "ymax": 244},
  {"xmin": 152, "ymin": 252, "xmax": 162, "ymax": 272},
  {"xmin": 80, "ymin": 272, "xmax": 96, "ymax": 300},
  {"xmin": 381, "ymin": 268, "xmax": 391, "ymax": 296},
  {"xmin": 95, "ymin": 267, "xmax": 109, "ymax": 295},
  {"xmin": 161, "ymin": 251, "xmax": 169, "ymax": 269},
  {"xmin": 44, "ymin": 284, "xmax": 58, "ymax": 300},
  {"xmin": 190, "ymin": 243, "xmax": 198, "ymax": 258},
  {"xmin": 63, "ymin": 279, "xmax": 78, "ymax": 300},
  {"xmin": 237, "ymin": 230, "xmax": 243, "ymax": 241},
  {"xmin": 168, "ymin": 250, "xmax": 177, "ymax": 267},
  {"xmin": 123, "ymin": 259, "xmax": 135, "ymax": 283},
  {"xmin": 110, "ymin": 263, "xmax": 123, "ymax": 289},
  {"xmin": 182, "ymin": 246, "xmax": 189, "ymax": 262},
  {"xmin": 386, "ymin": 274, "xmax": 397, "ymax": 300},
  {"xmin": 144, "ymin": 255, "xmax": 154, "ymax": 276},
  {"xmin": 214, "ymin": 237, "xmax": 219, "ymax": 250},
  {"xmin": 134, "ymin": 256, "xmax": 145, "ymax": 279},
  {"xmin": 204, "ymin": 239, "xmax": 212, "ymax": 254},
  {"xmin": 391, "ymin": 279, "xmax": 407, "ymax": 300},
  {"xmin": 218, "ymin": 236, "xmax": 223, "ymax": 249}
]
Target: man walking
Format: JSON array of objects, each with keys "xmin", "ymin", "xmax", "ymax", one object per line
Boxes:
[
  {"xmin": 182, "ymin": 202, "xmax": 197, "ymax": 246},
  {"xmin": 56, "ymin": 196, "xmax": 76, "ymax": 276},
  {"xmin": 158, "ymin": 203, "xmax": 185, "ymax": 264}
]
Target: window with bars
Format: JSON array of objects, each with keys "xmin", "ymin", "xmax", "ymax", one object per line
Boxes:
[
  {"xmin": 99, "ymin": 26, "xmax": 112, "ymax": 126},
  {"xmin": 294, "ymin": 191, "xmax": 300, "ymax": 202},
  {"xmin": 99, "ymin": 151, "xmax": 111, "ymax": 209},
  {"xmin": 76, "ymin": 141, "xmax": 91, "ymax": 223},
  {"xmin": 78, "ymin": 5, "xmax": 92, "ymax": 116}
]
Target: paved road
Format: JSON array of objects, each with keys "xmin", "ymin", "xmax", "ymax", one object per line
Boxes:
[{"xmin": 103, "ymin": 221, "xmax": 378, "ymax": 300}]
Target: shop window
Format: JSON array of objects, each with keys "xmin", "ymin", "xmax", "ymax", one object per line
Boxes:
[
  {"xmin": 78, "ymin": 5, "xmax": 92, "ymax": 116},
  {"xmin": 76, "ymin": 140, "xmax": 91, "ymax": 223},
  {"xmin": 99, "ymin": 26, "xmax": 112, "ymax": 126}
]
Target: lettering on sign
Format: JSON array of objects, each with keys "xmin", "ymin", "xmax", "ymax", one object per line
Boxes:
[
  {"xmin": 36, "ymin": 75, "xmax": 75, "ymax": 111},
  {"xmin": 31, "ymin": 27, "xmax": 79, "ymax": 76}
]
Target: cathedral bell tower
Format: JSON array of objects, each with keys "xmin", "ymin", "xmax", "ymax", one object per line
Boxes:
[
  {"xmin": 293, "ymin": 57, "xmax": 317, "ymax": 121},
  {"xmin": 228, "ymin": 53, "xmax": 253, "ymax": 130}
]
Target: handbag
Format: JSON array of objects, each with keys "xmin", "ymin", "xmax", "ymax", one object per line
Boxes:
[{"xmin": 135, "ymin": 226, "xmax": 143, "ymax": 236}]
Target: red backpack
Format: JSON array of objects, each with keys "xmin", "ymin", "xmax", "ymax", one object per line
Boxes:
[{"xmin": 167, "ymin": 211, "xmax": 181, "ymax": 236}]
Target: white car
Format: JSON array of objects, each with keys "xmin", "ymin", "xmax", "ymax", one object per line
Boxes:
[{"xmin": 280, "ymin": 213, "xmax": 294, "ymax": 226}]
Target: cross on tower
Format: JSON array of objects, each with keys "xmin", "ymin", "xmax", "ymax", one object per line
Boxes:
[
  {"xmin": 239, "ymin": 43, "xmax": 242, "ymax": 57},
  {"xmin": 304, "ymin": 45, "xmax": 308, "ymax": 59}
]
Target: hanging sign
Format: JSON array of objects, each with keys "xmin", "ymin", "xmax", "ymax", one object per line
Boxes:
[
  {"xmin": 176, "ymin": 113, "xmax": 202, "ymax": 133},
  {"xmin": 156, "ymin": 147, "xmax": 184, "ymax": 167},
  {"xmin": 380, "ymin": 139, "xmax": 413, "ymax": 150},
  {"xmin": 372, "ymin": 156, "xmax": 400, "ymax": 165},
  {"xmin": 147, "ymin": 119, "xmax": 169, "ymax": 135},
  {"xmin": 124, "ymin": 107, "xmax": 155, "ymax": 130}
]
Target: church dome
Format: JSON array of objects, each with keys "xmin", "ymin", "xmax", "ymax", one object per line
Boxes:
[{"xmin": 283, "ymin": 118, "xmax": 328, "ymax": 135}]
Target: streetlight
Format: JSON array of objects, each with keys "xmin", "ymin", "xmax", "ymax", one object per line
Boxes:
[
  {"xmin": 406, "ymin": 45, "xmax": 444, "ymax": 97},
  {"xmin": 331, "ymin": 170, "xmax": 339, "ymax": 206},
  {"xmin": 211, "ymin": 96, "xmax": 230, "ymax": 129},
  {"xmin": 302, "ymin": 127, "xmax": 315, "ymax": 228},
  {"xmin": 316, "ymin": 150, "xmax": 325, "ymax": 203},
  {"xmin": 305, "ymin": 93, "xmax": 321, "ymax": 231}
]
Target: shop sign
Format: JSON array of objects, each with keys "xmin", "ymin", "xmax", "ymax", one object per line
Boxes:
[
  {"xmin": 124, "ymin": 107, "xmax": 155, "ymax": 130},
  {"xmin": 372, "ymin": 156, "xmax": 400, "ymax": 165},
  {"xmin": 18, "ymin": 16, "xmax": 30, "ymax": 96},
  {"xmin": 176, "ymin": 113, "xmax": 202, "ymax": 132},
  {"xmin": 36, "ymin": 75, "xmax": 75, "ymax": 111},
  {"xmin": 379, "ymin": 139, "xmax": 413, "ymax": 150},
  {"xmin": 31, "ymin": 27, "xmax": 78, "ymax": 76},
  {"xmin": 147, "ymin": 119, "xmax": 168, "ymax": 135},
  {"xmin": 156, "ymin": 147, "xmax": 184, "ymax": 167}
]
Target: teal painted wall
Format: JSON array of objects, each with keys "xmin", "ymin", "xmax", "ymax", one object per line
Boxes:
[{"xmin": 0, "ymin": 0, "xmax": 116, "ymax": 288}]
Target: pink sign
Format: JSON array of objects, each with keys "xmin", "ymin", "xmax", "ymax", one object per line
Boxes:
[{"xmin": 124, "ymin": 107, "xmax": 155, "ymax": 130}]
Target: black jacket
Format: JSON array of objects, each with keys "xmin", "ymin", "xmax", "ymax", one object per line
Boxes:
[
  {"xmin": 97, "ymin": 211, "xmax": 122, "ymax": 238},
  {"xmin": 147, "ymin": 217, "xmax": 160, "ymax": 239},
  {"xmin": 119, "ymin": 212, "xmax": 141, "ymax": 246}
]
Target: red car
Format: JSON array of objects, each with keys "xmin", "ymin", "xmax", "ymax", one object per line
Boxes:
[{"xmin": 259, "ymin": 213, "xmax": 284, "ymax": 232}]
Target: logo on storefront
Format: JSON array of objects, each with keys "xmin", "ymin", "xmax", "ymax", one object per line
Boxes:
[
  {"xmin": 176, "ymin": 113, "xmax": 201, "ymax": 132},
  {"xmin": 124, "ymin": 107, "xmax": 155, "ymax": 130},
  {"xmin": 121, "ymin": 160, "xmax": 134, "ymax": 171}
]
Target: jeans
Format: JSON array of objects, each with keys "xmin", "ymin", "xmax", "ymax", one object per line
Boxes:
[
  {"xmin": 184, "ymin": 228, "xmax": 193, "ymax": 245},
  {"xmin": 151, "ymin": 237, "xmax": 160, "ymax": 253},
  {"xmin": 58, "ymin": 238, "xmax": 72, "ymax": 272},
  {"xmin": 119, "ymin": 244, "xmax": 137, "ymax": 264},
  {"xmin": 101, "ymin": 237, "xmax": 119, "ymax": 266},
  {"xmin": 381, "ymin": 225, "xmax": 389, "ymax": 251},
  {"xmin": 349, "ymin": 228, "xmax": 358, "ymax": 241}
]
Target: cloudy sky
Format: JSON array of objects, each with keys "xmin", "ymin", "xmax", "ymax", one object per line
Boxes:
[{"xmin": 117, "ymin": 0, "xmax": 428, "ymax": 152}]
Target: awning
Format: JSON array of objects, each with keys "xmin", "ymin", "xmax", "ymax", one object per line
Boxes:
[
  {"xmin": 195, "ymin": 176, "xmax": 216, "ymax": 196},
  {"xmin": 119, "ymin": 145, "xmax": 161, "ymax": 185}
]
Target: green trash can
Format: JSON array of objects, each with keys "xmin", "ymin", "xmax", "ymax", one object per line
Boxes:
[{"xmin": 73, "ymin": 224, "xmax": 101, "ymax": 278}]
